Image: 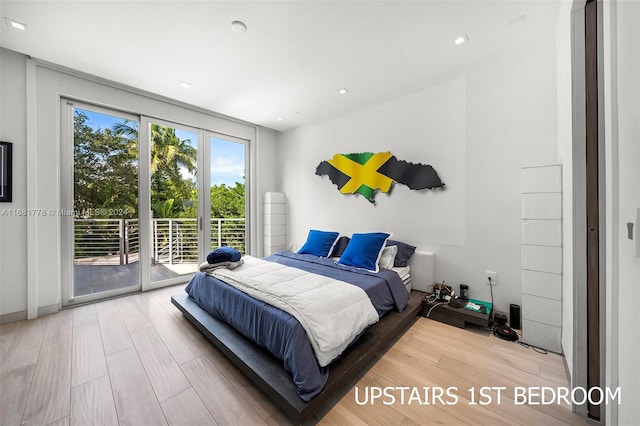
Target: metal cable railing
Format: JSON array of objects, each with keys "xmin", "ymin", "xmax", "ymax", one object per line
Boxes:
[
  {"xmin": 74, "ymin": 217, "xmax": 246, "ymax": 265},
  {"xmin": 211, "ymin": 218, "xmax": 246, "ymax": 254}
]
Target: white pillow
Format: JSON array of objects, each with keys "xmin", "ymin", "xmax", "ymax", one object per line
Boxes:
[{"xmin": 378, "ymin": 244, "xmax": 398, "ymax": 270}]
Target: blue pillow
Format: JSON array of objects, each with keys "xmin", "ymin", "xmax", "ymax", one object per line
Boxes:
[
  {"xmin": 338, "ymin": 232, "xmax": 391, "ymax": 272},
  {"xmin": 297, "ymin": 230, "xmax": 340, "ymax": 257},
  {"xmin": 207, "ymin": 246, "xmax": 242, "ymax": 264}
]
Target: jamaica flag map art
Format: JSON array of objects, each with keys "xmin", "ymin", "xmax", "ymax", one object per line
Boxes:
[{"xmin": 315, "ymin": 151, "xmax": 445, "ymax": 204}]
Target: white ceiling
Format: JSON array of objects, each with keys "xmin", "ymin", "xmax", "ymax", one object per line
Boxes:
[{"xmin": 0, "ymin": 1, "xmax": 562, "ymax": 132}]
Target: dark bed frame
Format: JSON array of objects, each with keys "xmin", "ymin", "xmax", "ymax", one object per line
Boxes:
[{"xmin": 171, "ymin": 290, "xmax": 424, "ymax": 423}]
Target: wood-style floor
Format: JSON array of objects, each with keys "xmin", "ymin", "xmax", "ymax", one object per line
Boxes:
[{"xmin": 0, "ymin": 284, "xmax": 590, "ymax": 426}]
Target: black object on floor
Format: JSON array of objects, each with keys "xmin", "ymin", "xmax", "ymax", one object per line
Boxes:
[
  {"xmin": 509, "ymin": 303, "xmax": 521, "ymax": 329},
  {"xmin": 495, "ymin": 325, "xmax": 518, "ymax": 341},
  {"xmin": 494, "ymin": 313, "xmax": 508, "ymax": 325}
]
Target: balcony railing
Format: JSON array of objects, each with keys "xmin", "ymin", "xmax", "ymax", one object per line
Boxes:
[{"xmin": 74, "ymin": 218, "xmax": 246, "ymax": 265}]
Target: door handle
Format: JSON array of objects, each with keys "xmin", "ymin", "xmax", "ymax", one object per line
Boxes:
[
  {"xmin": 627, "ymin": 208, "xmax": 640, "ymax": 257},
  {"xmin": 635, "ymin": 208, "xmax": 640, "ymax": 257}
]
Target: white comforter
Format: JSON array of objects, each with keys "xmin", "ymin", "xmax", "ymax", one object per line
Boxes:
[{"xmin": 209, "ymin": 256, "xmax": 379, "ymax": 367}]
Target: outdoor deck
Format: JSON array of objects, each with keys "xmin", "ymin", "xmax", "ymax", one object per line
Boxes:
[
  {"xmin": 72, "ymin": 217, "xmax": 244, "ymax": 297},
  {"xmin": 74, "ymin": 258, "xmax": 198, "ymax": 296}
]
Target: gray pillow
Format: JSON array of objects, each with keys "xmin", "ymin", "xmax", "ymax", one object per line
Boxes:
[
  {"xmin": 330, "ymin": 236, "xmax": 351, "ymax": 257},
  {"xmin": 386, "ymin": 239, "xmax": 416, "ymax": 267}
]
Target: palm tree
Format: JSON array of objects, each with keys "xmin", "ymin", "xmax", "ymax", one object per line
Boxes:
[
  {"xmin": 114, "ymin": 121, "xmax": 198, "ymax": 217},
  {"xmin": 149, "ymin": 125, "xmax": 197, "ymax": 176},
  {"xmin": 113, "ymin": 121, "xmax": 196, "ymax": 175}
]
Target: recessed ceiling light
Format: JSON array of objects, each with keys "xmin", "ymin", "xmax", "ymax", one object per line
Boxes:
[
  {"xmin": 276, "ymin": 117, "xmax": 284, "ymax": 121},
  {"xmin": 4, "ymin": 17, "xmax": 27, "ymax": 30},
  {"xmin": 231, "ymin": 20, "xmax": 247, "ymax": 33},
  {"xmin": 338, "ymin": 88, "xmax": 350, "ymax": 95},
  {"xmin": 453, "ymin": 34, "xmax": 468, "ymax": 45},
  {"xmin": 178, "ymin": 81, "xmax": 192, "ymax": 88}
]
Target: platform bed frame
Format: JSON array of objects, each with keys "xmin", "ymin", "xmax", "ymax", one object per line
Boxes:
[
  {"xmin": 170, "ymin": 251, "xmax": 434, "ymax": 422},
  {"xmin": 172, "ymin": 291, "xmax": 422, "ymax": 422}
]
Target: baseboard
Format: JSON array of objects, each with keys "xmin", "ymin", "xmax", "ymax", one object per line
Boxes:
[
  {"xmin": 38, "ymin": 303, "xmax": 59, "ymax": 317},
  {"xmin": 0, "ymin": 303, "xmax": 60, "ymax": 325},
  {"xmin": 0, "ymin": 309, "xmax": 27, "ymax": 324},
  {"xmin": 560, "ymin": 342, "xmax": 572, "ymax": 387}
]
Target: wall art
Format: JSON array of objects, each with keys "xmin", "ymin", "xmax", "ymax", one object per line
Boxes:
[{"xmin": 315, "ymin": 151, "xmax": 444, "ymax": 204}]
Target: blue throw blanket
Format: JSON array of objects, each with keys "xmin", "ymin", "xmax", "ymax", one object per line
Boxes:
[{"xmin": 206, "ymin": 246, "xmax": 242, "ymax": 264}]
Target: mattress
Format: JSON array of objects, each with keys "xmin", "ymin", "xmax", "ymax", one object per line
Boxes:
[
  {"xmin": 391, "ymin": 265, "xmax": 411, "ymax": 292},
  {"xmin": 331, "ymin": 258, "xmax": 412, "ymax": 291}
]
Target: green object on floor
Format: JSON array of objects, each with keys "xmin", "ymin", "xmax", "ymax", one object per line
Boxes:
[{"xmin": 465, "ymin": 298, "xmax": 492, "ymax": 315}]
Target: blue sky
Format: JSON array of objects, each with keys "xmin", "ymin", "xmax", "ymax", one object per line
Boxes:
[
  {"xmin": 79, "ymin": 109, "xmax": 244, "ymax": 187},
  {"xmin": 209, "ymin": 137, "xmax": 245, "ymax": 187}
]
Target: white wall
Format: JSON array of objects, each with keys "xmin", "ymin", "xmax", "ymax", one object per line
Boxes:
[
  {"xmin": 277, "ymin": 35, "xmax": 559, "ymax": 314},
  {"xmin": 255, "ymin": 126, "xmax": 279, "ymax": 257},
  {"xmin": 0, "ymin": 49, "xmax": 277, "ymax": 319},
  {"xmin": 0, "ymin": 49, "xmax": 29, "ymax": 321},
  {"xmin": 279, "ymin": 76, "xmax": 466, "ymax": 246},
  {"xmin": 556, "ymin": 0, "xmax": 575, "ymax": 383}
]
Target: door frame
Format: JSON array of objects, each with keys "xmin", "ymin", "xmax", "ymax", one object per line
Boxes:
[
  {"xmin": 60, "ymin": 99, "xmax": 144, "ymax": 306},
  {"xmin": 144, "ymin": 117, "xmax": 204, "ymax": 290},
  {"xmin": 570, "ymin": 0, "xmax": 607, "ymax": 421},
  {"xmin": 61, "ymin": 102, "xmax": 254, "ymax": 304},
  {"xmin": 585, "ymin": 0, "xmax": 603, "ymax": 420},
  {"xmin": 203, "ymin": 131, "xmax": 250, "ymax": 260}
]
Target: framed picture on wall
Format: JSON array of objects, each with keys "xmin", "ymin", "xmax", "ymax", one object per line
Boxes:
[{"xmin": 0, "ymin": 141, "xmax": 12, "ymax": 202}]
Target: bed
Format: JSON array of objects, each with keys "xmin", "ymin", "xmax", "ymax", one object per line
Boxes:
[{"xmin": 171, "ymin": 235, "xmax": 434, "ymax": 421}]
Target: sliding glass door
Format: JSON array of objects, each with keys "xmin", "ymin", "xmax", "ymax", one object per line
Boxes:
[
  {"xmin": 147, "ymin": 127, "xmax": 249, "ymax": 286},
  {"xmin": 149, "ymin": 120, "xmax": 201, "ymax": 286},
  {"xmin": 62, "ymin": 102, "xmax": 141, "ymax": 304},
  {"xmin": 62, "ymin": 102, "xmax": 250, "ymax": 305},
  {"xmin": 207, "ymin": 134, "xmax": 248, "ymax": 255}
]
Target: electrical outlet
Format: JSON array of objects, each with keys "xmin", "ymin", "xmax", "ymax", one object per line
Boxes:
[{"xmin": 486, "ymin": 270, "xmax": 497, "ymax": 285}]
